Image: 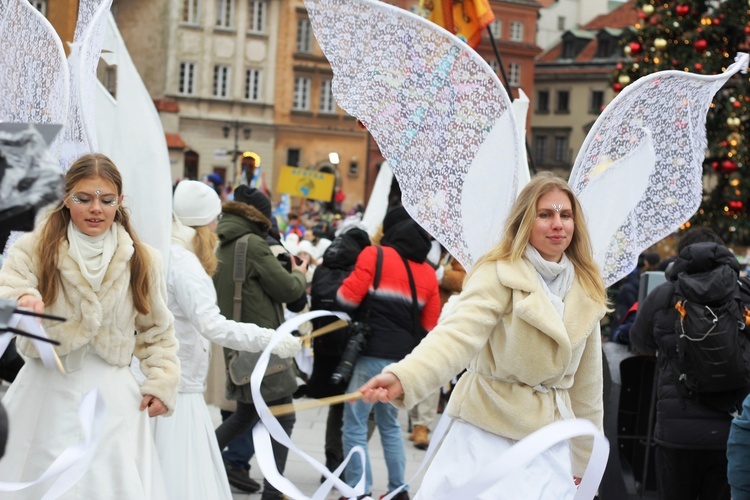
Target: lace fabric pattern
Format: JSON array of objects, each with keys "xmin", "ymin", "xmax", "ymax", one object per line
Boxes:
[
  {"xmin": 305, "ymin": 0, "xmax": 521, "ymax": 270},
  {"xmin": 570, "ymin": 54, "xmax": 749, "ymax": 286},
  {"xmin": 0, "ymin": 0, "xmax": 69, "ymax": 158}
]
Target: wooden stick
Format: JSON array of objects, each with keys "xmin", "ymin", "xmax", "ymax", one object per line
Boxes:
[
  {"xmin": 268, "ymin": 391, "xmax": 363, "ymax": 416},
  {"xmin": 297, "ymin": 319, "xmax": 349, "ymax": 343}
]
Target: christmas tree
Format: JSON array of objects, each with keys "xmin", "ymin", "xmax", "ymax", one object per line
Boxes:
[{"xmin": 612, "ymin": 0, "xmax": 750, "ymax": 244}]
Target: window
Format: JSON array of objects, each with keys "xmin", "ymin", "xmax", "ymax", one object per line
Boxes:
[
  {"xmin": 596, "ymin": 38, "xmax": 613, "ymax": 58},
  {"xmin": 562, "ymin": 40, "xmax": 576, "ymax": 59},
  {"xmin": 29, "ymin": 0, "xmax": 46, "ymax": 15},
  {"xmin": 537, "ymin": 90, "xmax": 549, "ymax": 113},
  {"xmin": 287, "ymin": 148, "xmax": 301, "ymax": 167},
  {"xmin": 320, "ymin": 79, "xmax": 335, "ymax": 113},
  {"xmin": 556, "ymin": 90, "xmax": 570, "ymax": 113},
  {"xmin": 590, "ymin": 90, "xmax": 605, "ymax": 113},
  {"xmin": 213, "ymin": 65, "xmax": 231, "ymax": 98},
  {"xmin": 510, "ymin": 21, "xmax": 523, "ymax": 42},
  {"xmin": 103, "ymin": 66, "xmax": 117, "ymax": 97},
  {"xmin": 508, "ymin": 62, "xmax": 520, "ymax": 87},
  {"xmin": 293, "ymin": 77, "xmax": 311, "ymax": 110},
  {"xmin": 184, "ymin": 151, "xmax": 199, "ymax": 179},
  {"xmin": 489, "ymin": 19, "xmax": 501, "ymax": 38},
  {"xmin": 297, "ymin": 18, "xmax": 312, "ymax": 53},
  {"xmin": 557, "ymin": 16, "xmax": 565, "ymax": 31},
  {"xmin": 487, "ymin": 59, "xmax": 500, "ymax": 74},
  {"xmin": 179, "ymin": 62, "xmax": 197, "ymax": 95},
  {"xmin": 248, "ymin": 0, "xmax": 266, "ymax": 33},
  {"xmin": 244, "ymin": 68, "xmax": 262, "ymax": 101},
  {"xmin": 182, "ymin": 0, "xmax": 200, "ymax": 24},
  {"xmin": 216, "ymin": 0, "xmax": 234, "ymax": 28},
  {"xmin": 534, "ymin": 136, "xmax": 547, "ymax": 164},
  {"xmin": 553, "ymin": 136, "xmax": 568, "ymax": 163}
]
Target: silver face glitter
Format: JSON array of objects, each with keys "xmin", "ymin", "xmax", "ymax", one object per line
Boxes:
[
  {"xmin": 551, "ymin": 203, "xmax": 564, "ymax": 212},
  {"xmin": 94, "ymin": 189, "xmax": 101, "ymax": 197}
]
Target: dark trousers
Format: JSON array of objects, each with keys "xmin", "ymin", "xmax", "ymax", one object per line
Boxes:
[
  {"xmin": 216, "ymin": 397, "xmax": 295, "ymax": 500},
  {"xmin": 655, "ymin": 446, "xmax": 730, "ymax": 500}
]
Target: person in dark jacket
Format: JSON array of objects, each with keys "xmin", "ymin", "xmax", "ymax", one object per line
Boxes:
[
  {"xmin": 307, "ymin": 225, "xmax": 371, "ymax": 475},
  {"xmin": 336, "ymin": 207, "xmax": 440, "ymax": 500},
  {"xmin": 630, "ymin": 228, "xmax": 749, "ymax": 500},
  {"xmin": 212, "ymin": 185, "xmax": 309, "ymax": 500},
  {"xmin": 728, "ymin": 393, "xmax": 750, "ymax": 499}
]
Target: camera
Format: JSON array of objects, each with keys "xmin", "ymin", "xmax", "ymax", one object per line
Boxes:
[
  {"xmin": 330, "ymin": 322, "xmax": 371, "ymax": 386},
  {"xmin": 277, "ymin": 253, "xmax": 303, "ymax": 273}
]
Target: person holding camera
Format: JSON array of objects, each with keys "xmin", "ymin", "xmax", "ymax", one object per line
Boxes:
[
  {"xmin": 211, "ymin": 185, "xmax": 309, "ymax": 500},
  {"xmin": 336, "ymin": 206, "xmax": 440, "ymax": 500}
]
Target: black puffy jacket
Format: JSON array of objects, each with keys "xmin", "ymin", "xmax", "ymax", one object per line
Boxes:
[{"xmin": 631, "ymin": 242, "xmax": 750, "ymax": 449}]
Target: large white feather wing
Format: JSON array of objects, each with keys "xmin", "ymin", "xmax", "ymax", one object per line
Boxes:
[
  {"xmin": 95, "ymin": 13, "xmax": 172, "ymax": 261},
  {"xmin": 570, "ymin": 54, "xmax": 750, "ymax": 286},
  {"xmin": 304, "ymin": 0, "xmax": 521, "ymax": 270}
]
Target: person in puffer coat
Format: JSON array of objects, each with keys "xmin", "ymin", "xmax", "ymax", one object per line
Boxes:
[
  {"xmin": 212, "ymin": 185, "xmax": 308, "ymax": 500},
  {"xmin": 630, "ymin": 228, "xmax": 750, "ymax": 500},
  {"xmin": 337, "ymin": 206, "xmax": 440, "ymax": 499}
]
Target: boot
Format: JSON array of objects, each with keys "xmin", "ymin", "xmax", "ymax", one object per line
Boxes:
[{"xmin": 412, "ymin": 425, "xmax": 430, "ymax": 450}]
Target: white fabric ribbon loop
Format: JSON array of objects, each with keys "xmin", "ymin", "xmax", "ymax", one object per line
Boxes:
[
  {"xmin": 251, "ymin": 310, "xmax": 368, "ymax": 500},
  {"xmin": 0, "ymin": 389, "xmax": 106, "ymax": 499}
]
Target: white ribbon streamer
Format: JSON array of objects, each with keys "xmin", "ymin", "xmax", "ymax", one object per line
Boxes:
[
  {"xmin": 0, "ymin": 388, "xmax": 106, "ymax": 498},
  {"xmin": 251, "ymin": 310, "xmax": 367, "ymax": 500},
  {"xmin": 0, "ymin": 312, "xmax": 65, "ymax": 373}
]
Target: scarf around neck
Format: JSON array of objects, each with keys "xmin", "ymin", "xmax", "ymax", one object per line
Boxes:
[
  {"xmin": 524, "ymin": 245, "xmax": 575, "ymax": 318},
  {"xmin": 66, "ymin": 221, "xmax": 118, "ymax": 292}
]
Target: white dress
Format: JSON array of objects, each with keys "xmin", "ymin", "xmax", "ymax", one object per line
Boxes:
[
  {"xmin": 415, "ymin": 419, "xmax": 576, "ymax": 499},
  {"xmin": 0, "ymin": 353, "xmax": 168, "ymax": 499}
]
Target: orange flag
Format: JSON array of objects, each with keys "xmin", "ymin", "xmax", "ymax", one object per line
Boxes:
[{"xmin": 419, "ymin": 0, "xmax": 495, "ymax": 49}]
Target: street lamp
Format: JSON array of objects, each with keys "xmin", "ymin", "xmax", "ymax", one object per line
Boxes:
[{"xmin": 222, "ymin": 121, "xmax": 251, "ymax": 184}]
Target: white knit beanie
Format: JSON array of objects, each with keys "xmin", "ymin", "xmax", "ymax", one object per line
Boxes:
[{"xmin": 173, "ymin": 180, "xmax": 222, "ymax": 227}]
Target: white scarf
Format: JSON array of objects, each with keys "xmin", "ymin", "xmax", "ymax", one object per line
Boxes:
[
  {"xmin": 66, "ymin": 222, "xmax": 118, "ymax": 292},
  {"xmin": 171, "ymin": 218, "xmax": 196, "ymax": 252},
  {"xmin": 524, "ymin": 245, "xmax": 575, "ymax": 318}
]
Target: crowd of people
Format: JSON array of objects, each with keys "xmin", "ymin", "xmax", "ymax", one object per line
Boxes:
[{"xmin": 2, "ymin": 154, "xmax": 750, "ymax": 500}]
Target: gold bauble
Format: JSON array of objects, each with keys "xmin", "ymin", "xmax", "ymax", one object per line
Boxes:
[
  {"xmin": 642, "ymin": 3, "xmax": 655, "ymax": 14},
  {"xmin": 618, "ymin": 74, "xmax": 632, "ymax": 85},
  {"xmin": 654, "ymin": 38, "xmax": 668, "ymax": 50},
  {"xmin": 624, "ymin": 45, "xmax": 632, "ymax": 56}
]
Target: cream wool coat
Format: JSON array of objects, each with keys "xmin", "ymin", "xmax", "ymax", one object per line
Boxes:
[
  {"xmin": 386, "ymin": 257, "xmax": 607, "ymax": 476},
  {"xmin": 0, "ymin": 224, "xmax": 180, "ymax": 414}
]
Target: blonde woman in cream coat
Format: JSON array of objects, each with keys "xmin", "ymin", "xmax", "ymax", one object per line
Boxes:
[
  {"xmin": 152, "ymin": 180, "xmax": 300, "ymax": 500},
  {"xmin": 360, "ymin": 172, "xmax": 609, "ymax": 499},
  {"xmin": 0, "ymin": 154, "xmax": 180, "ymax": 499}
]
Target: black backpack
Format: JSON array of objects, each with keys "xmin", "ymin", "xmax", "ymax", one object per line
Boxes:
[{"xmin": 671, "ymin": 265, "xmax": 750, "ymax": 400}]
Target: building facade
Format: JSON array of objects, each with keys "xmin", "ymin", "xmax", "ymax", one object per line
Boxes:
[{"xmin": 532, "ymin": 0, "xmax": 637, "ymax": 176}]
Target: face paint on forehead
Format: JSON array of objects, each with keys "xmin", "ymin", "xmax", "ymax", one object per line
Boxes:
[
  {"xmin": 551, "ymin": 203, "xmax": 564, "ymax": 212},
  {"xmin": 94, "ymin": 189, "xmax": 101, "ymax": 197}
]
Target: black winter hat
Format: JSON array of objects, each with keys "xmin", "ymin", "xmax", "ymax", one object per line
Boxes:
[
  {"xmin": 343, "ymin": 227, "xmax": 371, "ymax": 251},
  {"xmin": 382, "ymin": 205, "xmax": 410, "ymax": 235},
  {"xmin": 234, "ymin": 185, "xmax": 272, "ymax": 220}
]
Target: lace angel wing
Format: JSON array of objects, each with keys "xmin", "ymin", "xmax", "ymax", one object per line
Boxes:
[
  {"xmin": 569, "ymin": 53, "xmax": 750, "ymax": 286},
  {"xmin": 0, "ymin": 0, "xmax": 69, "ymax": 156},
  {"xmin": 304, "ymin": 0, "xmax": 522, "ymax": 270},
  {"xmin": 94, "ymin": 13, "xmax": 172, "ymax": 261},
  {"xmin": 61, "ymin": 0, "xmax": 112, "ymax": 170}
]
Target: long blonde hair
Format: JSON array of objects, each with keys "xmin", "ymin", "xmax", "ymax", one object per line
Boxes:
[
  {"xmin": 37, "ymin": 153, "xmax": 153, "ymax": 314},
  {"xmin": 471, "ymin": 172, "xmax": 608, "ymax": 306},
  {"xmin": 192, "ymin": 225, "xmax": 219, "ymax": 276}
]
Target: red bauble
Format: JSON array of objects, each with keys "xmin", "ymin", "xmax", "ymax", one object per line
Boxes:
[
  {"xmin": 616, "ymin": 63, "xmax": 624, "ymax": 70},
  {"xmin": 745, "ymin": 26, "xmax": 750, "ymax": 35},
  {"xmin": 721, "ymin": 141, "xmax": 730, "ymax": 148},
  {"xmin": 675, "ymin": 4, "xmax": 690, "ymax": 16},
  {"xmin": 694, "ymin": 63, "xmax": 703, "ymax": 71},
  {"xmin": 629, "ymin": 41, "xmax": 643, "ymax": 55},
  {"xmin": 713, "ymin": 18, "xmax": 720, "ymax": 25},
  {"xmin": 722, "ymin": 159, "xmax": 738, "ymax": 172},
  {"xmin": 712, "ymin": 161, "xmax": 720, "ymax": 171},
  {"xmin": 729, "ymin": 200, "xmax": 744, "ymax": 211},
  {"xmin": 613, "ymin": 82, "xmax": 624, "ymax": 92},
  {"xmin": 734, "ymin": 101, "xmax": 742, "ymax": 109},
  {"xmin": 650, "ymin": 18, "xmax": 660, "ymax": 25},
  {"xmin": 672, "ymin": 59, "xmax": 681, "ymax": 67},
  {"xmin": 638, "ymin": 11, "xmax": 647, "ymax": 19},
  {"xmin": 694, "ymin": 39, "xmax": 708, "ymax": 52}
]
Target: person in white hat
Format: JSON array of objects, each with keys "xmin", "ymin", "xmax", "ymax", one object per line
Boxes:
[{"xmin": 152, "ymin": 180, "xmax": 301, "ymax": 500}]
